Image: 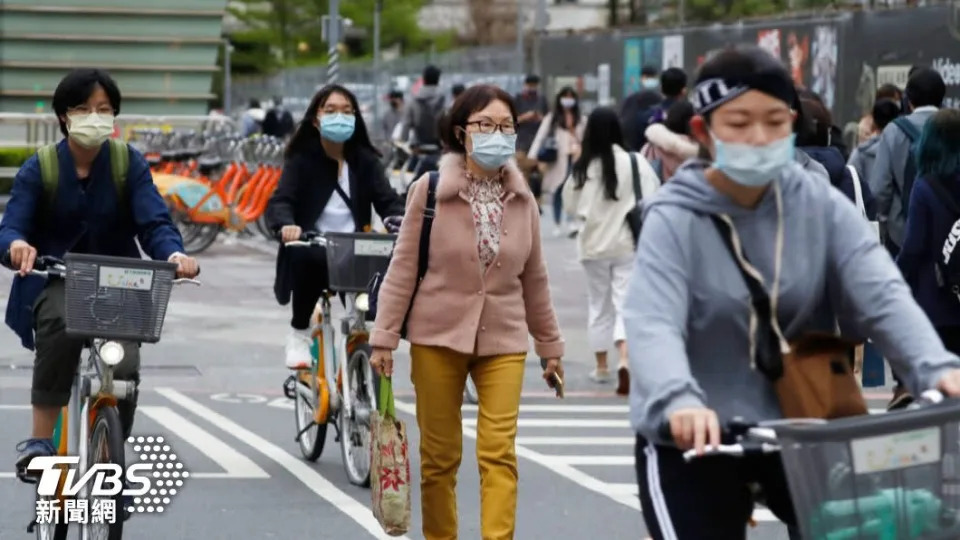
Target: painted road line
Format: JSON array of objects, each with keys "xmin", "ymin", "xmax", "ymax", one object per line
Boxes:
[
  {"xmin": 461, "ymin": 404, "xmax": 629, "ymax": 414},
  {"xmin": 462, "ymin": 418, "xmax": 630, "ymax": 428},
  {"xmin": 156, "ymin": 387, "xmax": 409, "ymax": 540},
  {"xmin": 515, "ymin": 436, "xmax": 634, "ymax": 446},
  {"xmin": 266, "ymin": 397, "xmax": 294, "ymax": 410},
  {"xmin": 543, "ymin": 455, "xmax": 633, "ymax": 466},
  {"xmin": 139, "ymin": 406, "xmax": 270, "ymax": 479},
  {"xmin": 394, "ymin": 399, "xmax": 778, "ymax": 523},
  {"xmin": 0, "ymin": 404, "xmax": 30, "ymax": 409}
]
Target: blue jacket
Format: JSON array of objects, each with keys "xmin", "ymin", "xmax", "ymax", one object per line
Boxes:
[
  {"xmin": 801, "ymin": 145, "xmax": 877, "ymax": 220},
  {"xmin": 0, "ymin": 140, "xmax": 184, "ymax": 349},
  {"xmin": 897, "ymin": 173, "xmax": 960, "ymax": 329}
]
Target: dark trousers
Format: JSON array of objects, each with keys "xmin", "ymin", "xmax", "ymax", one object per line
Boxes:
[
  {"xmin": 635, "ymin": 435, "xmax": 800, "ymax": 540},
  {"xmin": 289, "ymin": 246, "xmax": 331, "ymax": 330},
  {"xmin": 33, "ymin": 279, "xmax": 141, "ymax": 437}
]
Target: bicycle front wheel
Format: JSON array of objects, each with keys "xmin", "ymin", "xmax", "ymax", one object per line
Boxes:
[
  {"xmin": 88, "ymin": 407, "xmax": 125, "ymax": 540},
  {"xmin": 33, "ymin": 491, "xmax": 68, "ymax": 540},
  {"xmin": 294, "ymin": 376, "xmax": 328, "ymax": 461},
  {"xmin": 339, "ymin": 344, "xmax": 378, "ymax": 487}
]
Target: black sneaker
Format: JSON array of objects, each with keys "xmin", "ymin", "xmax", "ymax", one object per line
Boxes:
[
  {"xmin": 15, "ymin": 438, "xmax": 56, "ymax": 482},
  {"xmin": 888, "ymin": 385, "xmax": 914, "ymax": 411}
]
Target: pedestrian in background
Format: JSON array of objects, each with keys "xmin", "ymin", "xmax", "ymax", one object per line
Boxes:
[
  {"xmin": 896, "ymin": 108, "xmax": 960, "ymax": 355},
  {"xmin": 620, "ymin": 65, "xmax": 662, "ymax": 152},
  {"xmin": 848, "ymin": 98, "xmax": 901, "ymax": 185},
  {"xmin": 514, "ymin": 74, "xmax": 549, "ymax": 199},
  {"xmin": 262, "ymin": 95, "xmax": 295, "ymax": 139},
  {"xmin": 564, "ymin": 107, "xmax": 660, "ymax": 395},
  {"xmin": 529, "ymin": 86, "xmax": 586, "ymax": 236},
  {"xmin": 858, "ymin": 84, "xmax": 902, "ymax": 145},
  {"xmin": 241, "ymin": 98, "xmax": 265, "ymax": 137},
  {"xmin": 640, "ymin": 100, "xmax": 698, "ymax": 182},
  {"xmin": 369, "ymin": 84, "xmax": 564, "ymax": 540}
]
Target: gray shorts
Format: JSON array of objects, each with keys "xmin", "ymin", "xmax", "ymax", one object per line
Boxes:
[{"xmin": 32, "ymin": 279, "xmax": 141, "ymax": 409}]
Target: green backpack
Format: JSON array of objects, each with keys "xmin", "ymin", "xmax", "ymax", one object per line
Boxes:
[{"xmin": 37, "ymin": 139, "xmax": 129, "ymax": 215}]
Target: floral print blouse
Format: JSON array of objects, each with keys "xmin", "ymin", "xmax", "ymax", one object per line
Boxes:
[{"xmin": 464, "ymin": 170, "xmax": 505, "ymax": 271}]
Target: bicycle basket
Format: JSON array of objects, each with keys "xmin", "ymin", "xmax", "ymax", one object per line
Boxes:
[
  {"xmin": 775, "ymin": 401, "xmax": 960, "ymax": 540},
  {"xmin": 63, "ymin": 253, "xmax": 177, "ymax": 343},
  {"xmin": 324, "ymin": 232, "xmax": 397, "ymax": 293}
]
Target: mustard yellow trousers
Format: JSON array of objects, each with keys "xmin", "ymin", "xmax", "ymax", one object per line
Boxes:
[{"xmin": 410, "ymin": 344, "xmax": 526, "ymax": 540}]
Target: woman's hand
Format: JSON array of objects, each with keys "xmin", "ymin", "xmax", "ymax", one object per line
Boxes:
[
  {"xmin": 542, "ymin": 358, "xmax": 564, "ymax": 390},
  {"xmin": 667, "ymin": 407, "xmax": 721, "ymax": 455},
  {"xmin": 937, "ymin": 369, "xmax": 960, "ymax": 396},
  {"xmin": 370, "ymin": 347, "xmax": 394, "ymax": 377},
  {"xmin": 280, "ymin": 225, "xmax": 302, "ymax": 243}
]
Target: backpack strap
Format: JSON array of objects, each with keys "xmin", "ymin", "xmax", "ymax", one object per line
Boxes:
[
  {"xmin": 107, "ymin": 139, "xmax": 130, "ymax": 215},
  {"xmin": 629, "ymin": 152, "xmax": 643, "ymax": 204},
  {"xmin": 400, "ymin": 171, "xmax": 439, "ymax": 336},
  {"xmin": 893, "ymin": 116, "xmax": 921, "ymax": 142},
  {"xmin": 37, "ymin": 143, "xmax": 60, "ymax": 212},
  {"xmin": 926, "ymin": 176, "xmax": 960, "ymax": 217}
]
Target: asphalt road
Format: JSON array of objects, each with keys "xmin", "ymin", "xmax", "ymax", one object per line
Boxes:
[{"xmin": 0, "ymin": 229, "xmax": 892, "ymax": 539}]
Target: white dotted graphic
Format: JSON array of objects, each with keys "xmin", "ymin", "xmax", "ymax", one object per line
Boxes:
[{"xmin": 126, "ymin": 435, "xmax": 189, "ymax": 515}]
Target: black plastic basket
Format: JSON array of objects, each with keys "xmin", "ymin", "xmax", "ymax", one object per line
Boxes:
[
  {"xmin": 323, "ymin": 232, "xmax": 397, "ymax": 293},
  {"xmin": 63, "ymin": 253, "xmax": 177, "ymax": 343},
  {"xmin": 775, "ymin": 401, "xmax": 960, "ymax": 540}
]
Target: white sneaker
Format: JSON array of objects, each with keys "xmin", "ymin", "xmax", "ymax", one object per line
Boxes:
[
  {"xmin": 589, "ymin": 368, "xmax": 612, "ymax": 383},
  {"xmin": 285, "ymin": 329, "xmax": 313, "ymax": 369}
]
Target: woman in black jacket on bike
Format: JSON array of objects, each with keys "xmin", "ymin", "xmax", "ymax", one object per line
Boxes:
[{"xmin": 266, "ymin": 84, "xmax": 405, "ymax": 369}]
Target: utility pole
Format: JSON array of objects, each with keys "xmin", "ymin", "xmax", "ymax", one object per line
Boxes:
[
  {"xmin": 327, "ymin": 0, "xmax": 340, "ymax": 84},
  {"xmin": 373, "ymin": 0, "xmax": 383, "ymax": 135},
  {"xmin": 223, "ymin": 39, "xmax": 233, "ymax": 114},
  {"xmin": 515, "ymin": 0, "xmax": 525, "ymax": 76},
  {"xmin": 532, "ymin": 0, "xmax": 547, "ymax": 78}
]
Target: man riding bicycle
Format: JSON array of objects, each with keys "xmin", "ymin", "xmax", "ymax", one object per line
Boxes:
[{"xmin": 0, "ymin": 69, "xmax": 200, "ymax": 478}]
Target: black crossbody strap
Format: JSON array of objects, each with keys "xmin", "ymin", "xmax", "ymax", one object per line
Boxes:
[
  {"xmin": 630, "ymin": 152, "xmax": 642, "ymax": 204},
  {"xmin": 710, "ymin": 215, "xmax": 784, "ymax": 380},
  {"xmin": 400, "ymin": 171, "xmax": 439, "ymax": 336}
]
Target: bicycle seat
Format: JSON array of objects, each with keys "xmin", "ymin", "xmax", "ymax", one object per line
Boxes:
[{"xmin": 198, "ymin": 158, "xmax": 223, "ymax": 175}]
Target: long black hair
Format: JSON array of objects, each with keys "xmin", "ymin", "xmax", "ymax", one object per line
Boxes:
[
  {"xmin": 572, "ymin": 107, "xmax": 624, "ymax": 201},
  {"xmin": 285, "ymin": 84, "xmax": 380, "ymax": 159},
  {"xmin": 551, "ymin": 86, "xmax": 582, "ymax": 132}
]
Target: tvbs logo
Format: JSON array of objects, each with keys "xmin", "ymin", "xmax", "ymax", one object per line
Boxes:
[{"xmin": 29, "ymin": 436, "xmax": 188, "ymax": 516}]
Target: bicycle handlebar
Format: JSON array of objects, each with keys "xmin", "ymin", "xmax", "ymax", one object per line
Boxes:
[
  {"xmin": 1, "ymin": 250, "xmax": 203, "ymax": 285},
  {"xmin": 283, "ymin": 232, "xmax": 327, "ymax": 248}
]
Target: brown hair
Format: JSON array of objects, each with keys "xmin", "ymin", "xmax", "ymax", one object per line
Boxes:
[{"xmin": 441, "ymin": 84, "xmax": 518, "ymax": 154}]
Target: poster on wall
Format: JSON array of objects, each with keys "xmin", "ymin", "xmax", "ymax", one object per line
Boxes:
[
  {"xmin": 786, "ymin": 31, "xmax": 810, "ymax": 87},
  {"xmin": 663, "ymin": 35, "xmax": 684, "ymax": 69},
  {"xmin": 757, "ymin": 29, "xmax": 782, "ymax": 60},
  {"xmin": 643, "ymin": 37, "xmax": 664, "ymax": 74},
  {"xmin": 877, "ymin": 65, "xmax": 911, "ymax": 89},
  {"xmin": 623, "ymin": 38, "xmax": 643, "ymax": 96},
  {"xmin": 811, "ymin": 26, "xmax": 838, "ymax": 110}
]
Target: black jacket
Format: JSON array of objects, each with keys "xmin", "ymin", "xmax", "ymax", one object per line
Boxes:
[{"xmin": 266, "ymin": 140, "xmax": 405, "ymax": 305}]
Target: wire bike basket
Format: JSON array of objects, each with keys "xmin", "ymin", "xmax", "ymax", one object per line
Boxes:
[
  {"xmin": 63, "ymin": 253, "xmax": 177, "ymax": 343},
  {"xmin": 323, "ymin": 232, "xmax": 397, "ymax": 293},
  {"xmin": 775, "ymin": 401, "xmax": 960, "ymax": 539}
]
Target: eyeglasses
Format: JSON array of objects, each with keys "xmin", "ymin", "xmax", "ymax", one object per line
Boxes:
[{"xmin": 465, "ymin": 120, "xmax": 516, "ymax": 135}]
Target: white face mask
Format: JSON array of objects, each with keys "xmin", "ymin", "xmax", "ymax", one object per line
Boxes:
[
  {"xmin": 560, "ymin": 97, "xmax": 577, "ymax": 109},
  {"xmin": 67, "ymin": 112, "xmax": 115, "ymax": 148}
]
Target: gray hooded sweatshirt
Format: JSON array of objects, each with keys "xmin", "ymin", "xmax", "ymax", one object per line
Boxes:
[{"xmin": 625, "ymin": 160, "xmax": 960, "ymax": 444}]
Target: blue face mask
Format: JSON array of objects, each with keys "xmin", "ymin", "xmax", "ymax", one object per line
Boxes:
[
  {"xmin": 712, "ymin": 133, "xmax": 796, "ymax": 187},
  {"xmin": 469, "ymin": 132, "xmax": 517, "ymax": 171},
  {"xmin": 319, "ymin": 113, "xmax": 356, "ymax": 143},
  {"xmin": 642, "ymin": 78, "xmax": 659, "ymax": 90}
]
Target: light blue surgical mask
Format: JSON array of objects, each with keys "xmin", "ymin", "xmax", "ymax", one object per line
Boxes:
[
  {"xmin": 711, "ymin": 132, "xmax": 796, "ymax": 188},
  {"xmin": 642, "ymin": 78, "xmax": 659, "ymax": 90},
  {"xmin": 319, "ymin": 113, "xmax": 356, "ymax": 143},
  {"xmin": 469, "ymin": 132, "xmax": 517, "ymax": 171}
]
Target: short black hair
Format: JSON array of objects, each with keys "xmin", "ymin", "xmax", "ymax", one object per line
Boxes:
[
  {"xmin": 641, "ymin": 65, "xmax": 658, "ymax": 78},
  {"xmin": 52, "ymin": 68, "xmax": 122, "ymax": 138},
  {"xmin": 423, "ymin": 65, "xmax": 441, "ymax": 86},
  {"xmin": 906, "ymin": 67, "xmax": 946, "ymax": 108},
  {"xmin": 388, "ymin": 90, "xmax": 403, "ymax": 100},
  {"xmin": 908, "ymin": 64, "xmax": 924, "ymax": 78},
  {"xmin": 441, "ymin": 84, "xmax": 517, "ymax": 154},
  {"xmin": 524, "ymin": 74, "xmax": 541, "ymax": 85},
  {"xmin": 876, "ymin": 83, "xmax": 902, "ymax": 102},
  {"xmin": 249, "ymin": 98, "xmax": 261, "ymax": 109},
  {"xmin": 660, "ymin": 68, "xmax": 687, "ymax": 98},
  {"xmin": 872, "ymin": 98, "xmax": 901, "ymax": 132},
  {"xmin": 664, "ymin": 100, "xmax": 694, "ymax": 136},
  {"xmin": 452, "ymin": 83, "xmax": 466, "ymax": 97}
]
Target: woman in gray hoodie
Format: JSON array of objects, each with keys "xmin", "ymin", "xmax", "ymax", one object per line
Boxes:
[{"xmin": 625, "ymin": 45, "xmax": 960, "ymax": 540}]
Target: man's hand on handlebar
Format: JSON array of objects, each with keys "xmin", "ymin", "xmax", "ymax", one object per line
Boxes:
[
  {"xmin": 9, "ymin": 240, "xmax": 37, "ymax": 277},
  {"xmin": 383, "ymin": 216, "xmax": 402, "ymax": 233},
  {"xmin": 281, "ymin": 225, "xmax": 302, "ymax": 243},
  {"xmin": 169, "ymin": 253, "xmax": 200, "ymax": 279},
  {"xmin": 667, "ymin": 407, "xmax": 721, "ymax": 456}
]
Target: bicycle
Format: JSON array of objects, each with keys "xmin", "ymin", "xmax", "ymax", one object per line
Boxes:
[
  {"xmin": 280, "ymin": 231, "xmax": 396, "ymax": 486},
  {"xmin": 5, "ymin": 252, "xmax": 200, "ymax": 540},
  {"xmin": 659, "ymin": 390, "xmax": 960, "ymax": 540}
]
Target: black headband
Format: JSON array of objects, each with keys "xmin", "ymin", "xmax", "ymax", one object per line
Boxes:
[{"xmin": 691, "ymin": 72, "xmax": 796, "ymax": 116}]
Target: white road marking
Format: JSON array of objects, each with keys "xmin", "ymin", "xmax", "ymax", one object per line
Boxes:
[
  {"xmin": 138, "ymin": 406, "xmax": 270, "ymax": 479},
  {"xmin": 461, "ymin": 404, "xmax": 629, "ymax": 414},
  {"xmin": 209, "ymin": 393, "xmax": 268, "ymax": 404},
  {"xmin": 393, "ymin": 399, "xmax": 779, "ymax": 523},
  {"xmin": 156, "ymin": 387, "xmax": 409, "ymax": 540},
  {"xmin": 542, "ymin": 455, "xmax": 633, "ymax": 466},
  {"xmin": 462, "ymin": 418, "xmax": 630, "ymax": 428},
  {"xmin": 266, "ymin": 397, "xmax": 295, "ymax": 410},
  {"xmin": 515, "ymin": 436, "xmax": 634, "ymax": 446},
  {"xmin": 0, "ymin": 404, "xmax": 30, "ymax": 409}
]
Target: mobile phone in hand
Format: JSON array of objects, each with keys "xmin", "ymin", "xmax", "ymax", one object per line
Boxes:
[{"xmin": 540, "ymin": 358, "xmax": 564, "ymax": 398}]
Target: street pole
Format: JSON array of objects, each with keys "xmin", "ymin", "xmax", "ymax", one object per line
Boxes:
[
  {"xmin": 223, "ymin": 39, "xmax": 233, "ymax": 114},
  {"xmin": 532, "ymin": 0, "xmax": 547, "ymax": 78},
  {"xmin": 327, "ymin": 0, "xmax": 340, "ymax": 84},
  {"xmin": 373, "ymin": 0, "xmax": 382, "ymax": 137},
  {"xmin": 515, "ymin": 0, "xmax": 525, "ymax": 77}
]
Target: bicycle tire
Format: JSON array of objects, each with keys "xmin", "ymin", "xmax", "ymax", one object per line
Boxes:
[
  {"xmin": 33, "ymin": 491, "xmax": 68, "ymax": 540},
  {"xmin": 294, "ymin": 377, "xmax": 328, "ymax": 461},
  {"xmin": 182, "ymin": 223, "xmax": 220, "ymax": 254},
  {"xmin": 340, "ymin": 344, "xmax": 377, "ymax": 487},
  {"xmin": 88, "ymin": 406, "xmax": 125, "ymax": 540}
]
